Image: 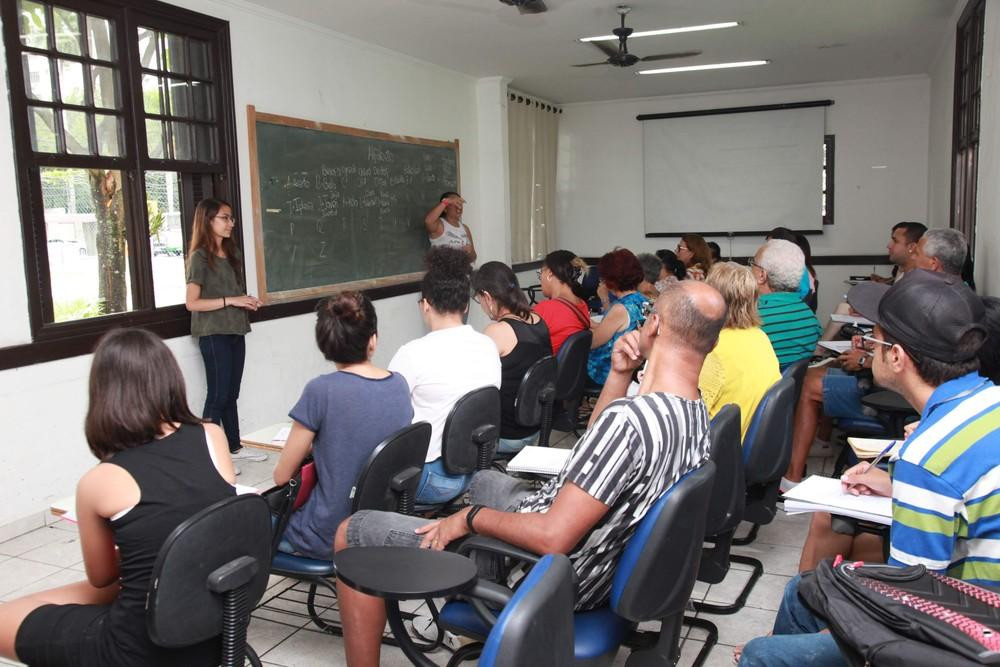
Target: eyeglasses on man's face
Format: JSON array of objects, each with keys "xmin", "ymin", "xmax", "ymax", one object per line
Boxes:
[{"xmin": 862, "ymin": 334, "xmax": 893, "ymax": 349}]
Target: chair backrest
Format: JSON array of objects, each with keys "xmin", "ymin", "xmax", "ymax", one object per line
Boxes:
[
  {"xmin": 441, "ymin": 386, "xmax": 501, "ymax": 474},
  {"xmin": 782, "ymin": 358, "xmax": 809, "ymax": 405},
  {"xmin": 554, "ymin": 330, "xmax": 593, "ymax": 402},
  {"xmin": 609, "ymin": 461, "xmax": 716, "ymax": 621},
  {"xmin": 742, "ymin": 376, "xmax": 797, "ymax": 486},
  {"xmin": 479, "ymin": 554, "xmax": 576, "ymax": 667},
  {"xmin": 352, "ymin": 421, "xmax": 431, "ymax": 515},
  {"xmin": 704, "ymin": 404, "xmax": 745, "ymax": 537},
  {"xmin": 147, "ymin": 494, "xmax": 272, "ymax": 647},
  {"xmin": 514, "ymin": 355, "xmax": 557, "ymax": 428}
]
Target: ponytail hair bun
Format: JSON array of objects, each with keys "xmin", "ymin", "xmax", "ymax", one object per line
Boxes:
[{"xmin": 315, "ymin": 291, "xmax": 378, "ymax": 363}]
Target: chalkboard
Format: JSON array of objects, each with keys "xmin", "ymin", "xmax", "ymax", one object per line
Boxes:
[{"xmin": 247, "ymin": 107, "xmax": 460, "ymax": 302}]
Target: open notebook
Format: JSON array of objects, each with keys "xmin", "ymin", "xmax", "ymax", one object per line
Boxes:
[
  {"xmin": 507, "ymin": 446, "xmax": 571, "ymax": 476},
  {"xmin": 782, "ymin": 475, "xmax": 892, "ymax": 525}
]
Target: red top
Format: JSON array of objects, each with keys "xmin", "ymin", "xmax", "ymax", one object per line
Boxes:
[{"xmin": 534, "ymin": 298, "xmax": 590, "ymax": 355}]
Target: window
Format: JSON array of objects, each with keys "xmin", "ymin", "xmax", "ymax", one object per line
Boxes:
[
  {"xmin": 822, "ymin": 134, "xmax": 835, "ymax": 225},
  {"xmin": 1, "ymin": 0, "xmax": 240, "ymax": 359},
  {"xmin": 951, "ymin": 0, "xmax": 985, "ymax": 255}
]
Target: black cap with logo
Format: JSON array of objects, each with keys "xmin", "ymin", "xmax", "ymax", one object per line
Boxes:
[{"xmin": 847, "ymin": 269, "xmax": 985, "ymax": 363}]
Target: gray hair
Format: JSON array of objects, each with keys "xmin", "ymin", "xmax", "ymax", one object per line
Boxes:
[
  {"xmin": 757, "ymin": 239, "xmax": 805, "ymax": 292},
  {"xmin": 637, "ymin": 253, "xmax": 663, "ymax": 285},
  {"xmin": 922, "ymin": 228, "xmax": 967, "ymax": 276}
]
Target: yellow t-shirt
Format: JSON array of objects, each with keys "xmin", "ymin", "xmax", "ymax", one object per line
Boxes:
[{"xmin": 699, "ymin": 327, "xmax": 781, "ymax": 441}]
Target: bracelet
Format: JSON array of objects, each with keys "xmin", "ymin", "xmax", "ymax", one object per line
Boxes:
[
  {"xmin": 222, "ymin": 296, "xmax": 227, "ymax": 308},
  {"xmin": 466, "ymin": 504, "xmax": 485, "ymax": 535}
]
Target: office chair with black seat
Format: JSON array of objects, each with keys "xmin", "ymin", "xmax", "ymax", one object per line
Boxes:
[
  {"xmin": 440, "ymin": 462, "xmax": 717, "ymax": 666},
  {"xmin": 146, "ymin": 494, "xmax": 272, "ymax": 667},
  {"xmin": 503, "ymin": 355, "xmax": 556, "ymax": 454},
  {"xmin": 261, "ymin": 421, "xmax": 430, "ymax": 635},
  {"xmin": 546, "ymin": 330, "xmax": 593, "ymax": 441}
]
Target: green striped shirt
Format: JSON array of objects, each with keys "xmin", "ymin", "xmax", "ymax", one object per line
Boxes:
[{"xmin": 757, "ymin": 292, "xmax": 822, "ymax": 370}]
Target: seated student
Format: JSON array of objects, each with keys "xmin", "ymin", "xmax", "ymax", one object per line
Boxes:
[
  {"xmin": 752, "ymin": 239, "xmax": 822, "ymax": 370},
  {"xmin": 472, "ymin": 262, "xmax": 552, "ymax": 454},
  {"xmin": 0, "ymin": 328, "xmax": 237, "ymax": 667},
  {"xmin": 533, "ymin": 249, "xmax": 591, "ymax": 355},
  {"xmin": 766, "ymin": 227, "xmax": 817, "ymax": 308},
  {"xmin": 637, "ymin": 252, "xmax": 664, "ymax": 299},
  {"xmin": 388, "ymin": 247, "xmax": 501, "ymax": 505},
  {"xmin": 655, "ymin": 248, "xmax": 687, "ymax": 283},
  {"xmin": 676, "ymin": 233, "xmax": 714, "ymax": 281},
  {"xmin": 707, "ymin": 241, "xmax": 722, "ymax": 263},
  {"xmin": 783, "ymin": 230, "xmax": 970, "ymax": 488},
  {"xmin": 869, "ymin": 221, "xmax": 926, "ymax": 283},
  {"xmin": 699, "ymin": 262, "xmax": 781, "ymax": 439},
  {"xmin": 739, "ymin": 270, "xmax": 1000, "ymax": 667},
  {"xmin": 271, "ymin": 292, "xmax": 413, "ymax": 560},
  {"xmin": 334, "ymin": 281, "xmax": 727, "ymax": 667},
  {"xmin": 588, "ymin": 248, "xmax": 650, "ymax": 386}
]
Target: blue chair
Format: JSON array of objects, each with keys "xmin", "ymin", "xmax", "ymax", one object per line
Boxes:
[
  {"xmin": 262, "ymin": 421, "xmax": 430, "ymax": 634},
  {"xmin": 441, "ymin": 461, "xmax": 717, "ymax": 666},
  {"xmin": 478, "ymin": 554, "xmax": 576, "ymax": 667}
]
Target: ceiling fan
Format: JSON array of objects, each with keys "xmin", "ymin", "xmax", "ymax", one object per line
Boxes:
[
  {"xmin": 499, "ymin": 0, "xmax": 547, "ymax": 15},
  {"xmin": 574, "ymin": 6, "xmax": 701, "ymax": 68}
]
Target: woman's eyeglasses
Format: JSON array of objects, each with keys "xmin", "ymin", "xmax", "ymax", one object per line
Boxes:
[{"xmin": 214, "ymin": 214, "xmax": 236, "ymax": 223}]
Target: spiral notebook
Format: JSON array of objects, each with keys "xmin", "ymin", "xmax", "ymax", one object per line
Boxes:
[{"xmin": 506, "ymin": 446, "xmax": 571, "ymax": 476}]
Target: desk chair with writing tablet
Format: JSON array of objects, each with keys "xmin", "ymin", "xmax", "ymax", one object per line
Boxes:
[
  {"xmin": 504, "ymin": 355, "xmax": 556, "ymax": 454},
  {"xmin": 547, "ymin": 330, "xmax": 593, "ymax": 441},
  {"xmin": 261, "ymin": 422, "xmax": 430, "ymax": 636}
]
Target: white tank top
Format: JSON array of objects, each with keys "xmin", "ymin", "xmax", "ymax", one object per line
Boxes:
[{"xmin": 429, "ymin": 219, "xmax": 470, "ymax": 248}]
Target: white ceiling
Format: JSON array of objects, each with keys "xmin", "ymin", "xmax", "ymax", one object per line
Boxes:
[{"xmin": 243, "ymin": 0, "xmax": 959, "ymax": 104}]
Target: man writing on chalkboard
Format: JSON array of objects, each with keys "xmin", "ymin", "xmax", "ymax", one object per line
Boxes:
[{"xmin": 425, "ymin": 192, "xmax": 477, "ymax": 262}]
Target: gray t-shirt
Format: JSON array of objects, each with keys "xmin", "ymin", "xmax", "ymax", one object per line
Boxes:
[
  {"xmin": 185, "ymin": 248, "xmax": 251, "ymax": 337},
  {"xmin": 283, "ymin": 370, "xmax": 413, "ymax": 560}
]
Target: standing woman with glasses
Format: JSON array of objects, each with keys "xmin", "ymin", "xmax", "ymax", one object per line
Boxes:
[
  {"xmin": 185, "ymin": 198, "xmax": 264, "ymax": 467},
  {"xmin": 676, "ymin": 234, "xmax": 714, "ymax": 281}
]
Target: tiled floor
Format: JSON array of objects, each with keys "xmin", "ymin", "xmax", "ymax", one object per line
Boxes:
[{"xmin": 0, "ymin": 436, "xmax": 838, "ymax": 666}]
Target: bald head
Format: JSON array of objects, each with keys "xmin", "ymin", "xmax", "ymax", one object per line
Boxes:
[{"xmin": 655, "ymin": 280, "xmax": 728, "ymax": 355}]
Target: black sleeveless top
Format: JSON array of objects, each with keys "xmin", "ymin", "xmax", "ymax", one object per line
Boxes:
[
  {"xmin": 499, "ymin": 317, "xmax": 552, "ymax": 438},
  {"xmin": 102, "ymin": 423, "xmax": 236, "ymax": 665}
]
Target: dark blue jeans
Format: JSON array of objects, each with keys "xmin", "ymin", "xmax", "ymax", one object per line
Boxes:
[
  {"xmin": 738, "ymin": 574, "xmax": 845, "ymax": 667},
  {"xmin": 198, "ymin": 334, "xmax": 246, "ymax": 453}
]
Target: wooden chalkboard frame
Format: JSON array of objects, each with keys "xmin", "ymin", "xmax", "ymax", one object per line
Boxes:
[{"xmin": 246, "ymin": 105, "xmax": 461, "ymax": 303}]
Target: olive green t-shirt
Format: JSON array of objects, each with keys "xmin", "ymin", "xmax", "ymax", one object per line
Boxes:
[{"xmin": 185, "ymin": 248, "xmax": 251, "ymax": 337}]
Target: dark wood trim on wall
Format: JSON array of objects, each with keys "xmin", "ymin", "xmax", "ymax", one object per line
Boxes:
[
  {"xmin": 584, "ymin": 254, "xmax": 889, "ymax": 267},
  {"xmin": 512, "ymin": 260, "xmax": 544, "ymax": 272},
  {"xmin": 645, "ymin": 230, "xmax": 824, "ymax": 238},
  {"xmin": 636, "ymin": 99, "xmax": 833, "ymax": 122}
]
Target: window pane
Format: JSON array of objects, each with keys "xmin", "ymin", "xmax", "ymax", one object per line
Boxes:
[
  {"xmin": 57, "ymin": 58, "xmax": 86, "ymax": 105},
  {"xmin": 163, "ymin": 32, "xmax": 187, "ymax": 74},
  {"xmin": 171, "ymin": 121, "xmax": 192, "ymax": 160},
  {"xmin": 145, "ymin": 171, "xmax": 185, "ymax": 306},
  {"xmin": 41, "ymin": 167, "xmax": 133, "ymax": 321},
  {"xmin": 90, "ymin": 64, "xmax": 118, "ymax": 109},
  {"xmin": 22, "ymin": 53, "xmax": 52, "ymax": 101},
  {"xmin": 193, "ymin": 124, "xmax": 217, "ymax": 163},
  {"xmin": 86, "ymin": 15, "xmax": 114, "ymax": 62},
  {"xmin": 29, "ymin": 106, "xmax": 57, "ymax": 152},
  {"xmin": 191, "ymin": 81, "xmax": 213, "ymax": 120},
  {"xmin": 53, "ymin": 7, "xmax": 82, "ymax": 55},
  {"xmin": 167, "ymin": 78, "xmax": 190, "ymax": 117},
  {"xmin": 142, "ymin": 74, "xmax": 162, "ymax": 114},
  {"xmin": 62, "ymin": 110, "xmax": 91, "ymax": 154},
  {"xmin": 95, "ymin": 113, "xmax": 120, "ymax": 157},
  {"xmin": 18, "ymin": 0, "xmax": 48, "ymax": 49},
  {"xmin": 146, "ymin": 119, "xmax": 165, "ymax": 158},
  {"xmin": 189, "ymin": 39, "xmax": 210, "ymax": 79},
  {"xmin": 137, "ymin": 27, "xmax": 158, "ymax": 69}
]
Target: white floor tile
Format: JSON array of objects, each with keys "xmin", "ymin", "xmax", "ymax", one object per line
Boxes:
[
  {"xmin": 19, "ymin": 533, "xmax": 83, "ymax": 567},
  {"xmin": 0, "ymin": 567, "xmax": 88, "ymax": 602},
  {"xmin": 0, "ymin": 558, "xmax": 62, "ymax": 598},
  {"xmin": 0, "ymin": 526, "xmax": 73, "ymax": 557}
]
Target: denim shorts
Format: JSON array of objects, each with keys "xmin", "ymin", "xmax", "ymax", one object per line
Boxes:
[
  {"xmin": 821, "ymin": 368, "xmax": 866, "ymax": 419},
  {"xmin": 346, "ymin": 470, "xmax": 534, "ymax": 549}
]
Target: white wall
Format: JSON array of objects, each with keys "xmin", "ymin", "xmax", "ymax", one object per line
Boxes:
[
  {"xmin": 975, "ymin": 2, "xmax": 1000, "ymax": 297},
  {"xmin": 556, "ymin": 76, "xmax": 931, "ymax": 263},
  {"xmin": 0, "ymin": 0, "xmax": 510, "ymax": 534}
]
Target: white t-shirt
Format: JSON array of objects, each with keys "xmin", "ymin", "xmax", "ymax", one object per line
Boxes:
[
  {"xmin": 429, "ymin": 219, "xmax": 471, "ymax": 249},
  {"xmin": 388, "ymin": 325, "xmax": 501, "ymax": 462}
]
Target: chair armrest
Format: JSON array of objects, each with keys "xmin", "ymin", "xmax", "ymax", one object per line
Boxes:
[
  {"xmin": 454, "ymin": 535, "xmax": 541, "ymax": 565},
  {"xmin": 472, "ymin": 424, "xmax": 499, "ymax": 445},
  {"xmin": 390, "ymin": 466, "xmax": 422, "ymax": 493}
]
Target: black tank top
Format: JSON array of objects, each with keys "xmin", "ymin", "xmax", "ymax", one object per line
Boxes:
[
  {"xmin": 499, "ymin": 317, "xmax": 552, "ymax": 438},
  {"xmin": 102, "ymin": 423, "xmax": 236, "ymax": 665}
]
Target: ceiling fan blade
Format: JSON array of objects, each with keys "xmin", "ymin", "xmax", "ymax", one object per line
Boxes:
[
  {"xmin": 517, "ymin": 0, "xmax": 547, "ymax": 14},
  {"xmin": 572, "ymin": 61, "xmax": 612, "ymax": 67},
  {"xmin": 588, "ymin": 40, "xmax": 619, "ymax": 58},
  {"xmin": 639, "ymin": 50, "xmax": 703, "ymax": 62}
]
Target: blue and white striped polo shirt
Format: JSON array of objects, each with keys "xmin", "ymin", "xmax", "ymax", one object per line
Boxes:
[{"xmin": 889, "ymin": 372, "xmax": 1000, "ymax": 585}]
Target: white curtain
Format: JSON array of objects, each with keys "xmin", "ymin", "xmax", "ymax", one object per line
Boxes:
[{"xmin": 508, "ymin": 91, "xmax": 559, "ymax": 263}]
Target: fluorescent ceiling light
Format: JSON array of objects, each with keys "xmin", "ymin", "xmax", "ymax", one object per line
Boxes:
[
  {"xmin": 579, "ymin": 21, "xmax": 739, "ymax": 42},
  {"xmin": 637, "ymin": 60, "xmax": 769, "ymax": 75}
]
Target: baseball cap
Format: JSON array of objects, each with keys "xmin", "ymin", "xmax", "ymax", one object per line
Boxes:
[{"xmin": 848, "ymin": 269, "xmax": 985, "ymax": 362}]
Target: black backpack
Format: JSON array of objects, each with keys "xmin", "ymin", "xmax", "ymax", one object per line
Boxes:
[{"xmin": 798, "ymin": 559, "xmax": 1000, "ymax": 666}]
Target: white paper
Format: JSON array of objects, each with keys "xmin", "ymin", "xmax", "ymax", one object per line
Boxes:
[
  {"xmin": 272, "ymin": 425, "xmax": 291, "ymax": 444},
  {"xmin": 818, "ymin": 340, "xmax": 853, "ymax": 353},
  {"xmin": 507, "ymin": 446, "xmax": 571, "ymax": 476},
  {"xmin": 830, "ymin": 313, "xmax": 875, "ymax": 326},
  {"xmin": 782, "ymin": 475, "xmax": 892, "ymax": 525}
]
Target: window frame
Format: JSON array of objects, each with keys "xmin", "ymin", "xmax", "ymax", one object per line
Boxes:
[
  {"xmin": 822, "ymin": 134, "xmax": 835, "ymax": 226},
  {"xmin": 950, "ymin": 0, "xmax": 984, "ymax": 255},
  {"xmin": 0, "ymin": 0, "xmax": 243, "ymax": 366}
]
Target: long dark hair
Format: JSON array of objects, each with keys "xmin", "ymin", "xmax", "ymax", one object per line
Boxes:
[
  {"xmin": 187, "ymin": 197, "xmax": 241, "ymax": 278},
  {"xmin": 315, "ymin": 291, "xmax": 378, "ymax": 364},
  {"xmin": 85, "ymin": 328, "xmax": 200, "ymax": 460},
  {"xmin": 543, "ymin": 250, "xmax": 588, "ymax": 299},
  {"xmin": 472, "ymin": 261, "xmax": 532, "ymax": 320},
  {"xmin": 422, "ymin": 246, "xmax": 472, "ymax": 314}
]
